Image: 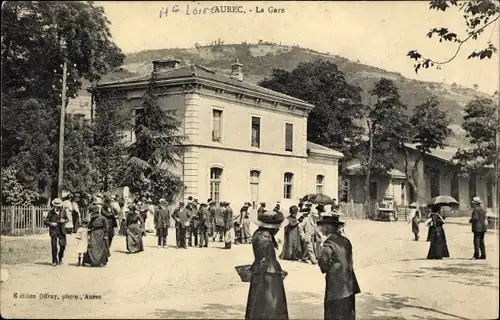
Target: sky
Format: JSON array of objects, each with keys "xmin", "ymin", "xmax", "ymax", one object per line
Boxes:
[{"xmin": 97, "ymin": 1, "xmax": 499, "ymax": 94}]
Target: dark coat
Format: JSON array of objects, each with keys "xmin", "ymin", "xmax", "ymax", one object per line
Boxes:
[
  {"xmin": 85, "ymin": 213, "xmax": 110, "ymax": 267},
  {"xmin": 213, "ymin": 205, "xmax": 225, "ymax": 227},
  {"xmin": 101, "ymin": 206, "xmax": 118, "ymax": 228},
  {"xmin": 154, "ymin": 206, "xmax": 170, "ymax": 230},
  {"xmin": 189, "ymin": 207, "xmax": 199, "ymax": 228},
  {"xmin": 198, "ymin": 207, "xmax": 210, "ymax": 228},
  {"xmin": 245, "ymin": 228, "xmax": 288, "ymax": 320},
  {"xmin": 318, "ymin": 233, "xmax": 361, "ymax": 301},
  {"xmin": 44, "ymin": 208, "xmax": 69, "ymax": 238},
  {"xmin": 173, "ymin": 207, "xmax": 190, "ymax": 226},
  {"xmin": 280, "ymin": 215, "xmax": 302, "ymax": 260},
  {"xmin": 224, "ymin": 206, "xmax": 234, "ymax": 229},
  {"xmin": 470, "ymin": 206, "xmax": 487, "ymax": 233}
]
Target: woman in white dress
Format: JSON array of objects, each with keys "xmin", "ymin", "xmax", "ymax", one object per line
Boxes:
[{"xmin": 145, "ymin": 198, "xmax": 155, "ymax": 233}]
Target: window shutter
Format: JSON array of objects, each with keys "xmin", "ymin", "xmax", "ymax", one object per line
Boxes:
[{"xmin": 285, "ymin": 123, "xmax": 293, "ymax": 151}]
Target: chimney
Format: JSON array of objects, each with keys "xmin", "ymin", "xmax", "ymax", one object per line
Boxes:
[
  {"xmin": 152, "ymin": 59, "xmax": 181, "ymax": 72},
  {"xmin": 231, "ymin": 58, "xmax": 243, "ymax": 81}
]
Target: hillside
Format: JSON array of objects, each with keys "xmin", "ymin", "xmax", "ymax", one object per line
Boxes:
[{"xmin": 97, "ymin": 43, "xmax": 494, "ymax": 148}]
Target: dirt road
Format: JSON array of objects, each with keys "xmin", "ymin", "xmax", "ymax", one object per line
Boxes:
[{"xmin": 1, "ymin": 220, "xmax": 498, "ymax": 319}]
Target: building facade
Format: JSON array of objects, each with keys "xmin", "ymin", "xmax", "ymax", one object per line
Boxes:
[
  {"xmin": 344, "ymin": 144, "xmax": 498, "ymax": 215},
  {"xmin": 94, "ymin": 59, "xmax": 343, "ymax": 208}
]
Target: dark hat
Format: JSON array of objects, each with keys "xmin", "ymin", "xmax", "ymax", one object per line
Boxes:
[
  {"xmin": 220, "ymin": 201, "xmax": 227, "ymax": 206},
  {"xmin": 316, "ymin": 214, "xmax": 345, "ymax": 226},
  {"xmin": 260, "ymin": 202, "xmax": 266, "ymax": 206},
  {"xmin": 179, "ymin": 201, "xmax": 185, "ymax": 206},
  {"xmin": 255, "ymin": 209, "xmax": 284, "ymax": 228},
  {"xmin": 244, "ymin": 202, "xmax": 251, "ymax": 207},
  {"xmin": 200, "ymin": 203, "xmax": 208, "ymax": 207},
  {"xmin": 300, "ymin": 207, "xmax": 311, "ymax": 214},
  {"xmin": 316, "ymin": 204, "xmax": 325, "ymax": 212},
  {"xmin": 193, "ymin": 198, "xmax": 199, "ymax": 204},
  {"xmin": 187, "ymin": 196, "xmax": 193, "ymax": 201},
  {"xmin": 226, "ymin": 201, "xmax": 231, "ymax": 205},
  {"xmin": 207, "ymin": 198, "xmax": 212, "ymax": 203}
]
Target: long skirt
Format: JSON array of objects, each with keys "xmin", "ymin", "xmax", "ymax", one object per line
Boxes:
[
  {"xmin": 245, "ymin": 272, "xmax": 288, "ymax": 320},
  {"xmin": 426, "ymin": 226, "xmax": 433, "ymax": 241},
  {"xmin": 118, "ymin": 219, "xmax": 127, "ymax": 236},
  {"xmin": 280, "ymin": 228, "xmax": 302, "ymax": 260},
  {"xmin": 325, "ymin": 295, "xmax": 356, "ymax": 320},
  {"xmin": 427, "ymin": 226, "xmax": 450, "ymax": 259},
  {"xmin": 126, "ymin": 223, "xmax": 144, "ymax": 253},
  {"xmin": 83, "ymin": 229, "xmax": 110, "ymax": 267}
]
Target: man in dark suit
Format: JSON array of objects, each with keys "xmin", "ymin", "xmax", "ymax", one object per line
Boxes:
[
  {"xmin": 317, "ymin": 214, "xmax": 361, "ymax": 320},
  {"xmin": 172, "ymin": 202, "xmax": 185, "ymax": 248},
  {"xmin": 223, "ymin": 201, "xmax": 234, "ymax": 249},
  {"xmin": 155, "ymin": 198, "xmax": 170, "ymax": 248},
  {"xmin": 44, "ymin": 198, "xmax": 69, "ymax": 266},
  {"xmin": 188, "ymin": 200, "xmax": 199, "ymax": 247},
  {"xmin": 198, "ymin": 203, "xmax": 210, "ymax": 248},
  {"xmin": 469, "ymin": 196, "xmax": 487, "ymax": 259},
  {"xmin": 212, "ymin": 201, "xmax": 225, "ymax": 242},
  {"xmin": 172, "ymin": 201, "xmax": 191, "ymax": 249}
]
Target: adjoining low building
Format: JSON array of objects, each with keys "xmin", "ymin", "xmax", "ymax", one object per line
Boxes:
[
  {"xmin": 93, "ymin": 59, "xmax": 343, "ymax": 208},
  {"xmin": 343, "ymin": 143, "xmax": 497, "ymax": 216}
]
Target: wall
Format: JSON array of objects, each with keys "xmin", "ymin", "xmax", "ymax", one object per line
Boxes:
[
  {"xmin": 194, "ymin": 92, "xmax": 308, "ymax": 157},
  {"xmin": 305, "ymin": 155, "xmax": 339, "ymax": 198}
]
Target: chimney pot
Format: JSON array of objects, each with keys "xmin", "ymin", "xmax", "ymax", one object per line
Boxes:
[
  {"xmin": 231, "ymin": 60, "xmax": 243, "ymax": 81},
  {"xmin": 152, "ymin": 59, "xmax": 181, "ymax": 72}
]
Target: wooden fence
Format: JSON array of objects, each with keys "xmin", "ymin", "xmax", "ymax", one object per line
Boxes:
[{"xmin": 0, "ymin": 205, "xmax": 89, "ymax": 236}]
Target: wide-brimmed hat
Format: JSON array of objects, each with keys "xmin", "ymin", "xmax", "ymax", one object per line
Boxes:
[
  {"xmin": 471, "ymin": 196, "xmax": 482, "ymax": 204},
  {"xmin": 51, "ymin": 198, "xmax": 63, "ymax": 207},
  {"xmin": 255, "ymin": 209, "xmax": 284, "ymax": 228},
  {"xmin": 244, "ymin": 202, "xmax": 251, "ymax": 207},
  {"xmin": 317, "ymin": 214, "xmax": 346, "ymax": 226},
  {"xmin": 159, "ymin": 198, "xmax": 167, "ymax": 204}
]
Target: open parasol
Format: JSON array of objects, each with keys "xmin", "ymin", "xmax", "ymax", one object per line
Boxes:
[
  {"xmin": 311, "ymin": 194, "xmax": 334, "ymax": 205},
  {"xmin": 301, "ymin": 194, "xmax": 316, "ymax": 202},
  {"xmin": 428, "ymin": 195, "xmax": 459, "ymax": 207}
]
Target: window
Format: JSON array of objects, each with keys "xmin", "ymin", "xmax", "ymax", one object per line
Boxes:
[
  {"xmin": 74, "ymin": 114, "xmax": 85, "ymax": 126},
  {"xmin": 283, "ymin": 172, "xmax": 293, "ymax": 199},
  {"xmin": 250, "ymin": 170, "xmax": 260, "ymax": 209},
  {"xmin": 369, "ymin": 181, "xmax": 377, "ymax": 200},
  {"xmin": 316, "ymin": 175, "xmax": 324, "ymax": 194},
  {"xmin": 212, "ymin": 109, "xmax": 222, "ymax": 142},
  {"xmin": 210, "ymin": 167, "xmax": 223, "ymax": 202},
  {"xmin": 450, "ymin": 174, "xmax": 460, "ymax": 203},
  {"xmin": 486, "ymin": 178, "xmax": 493, "ymax": 208},
  {"xmin": 251, "ymin": 117, "xmax": 261, "ymax": 148},
  {"xmin": 429, "ymin": 169, "xmax": 440, "ymax": 198},
  {"xmin": 285, "ymin": 123, "xmax": 293, "ymax": 152},
  {"xmin": 469, "ymin": 172, "xmax": 477, "ymax": 200}
]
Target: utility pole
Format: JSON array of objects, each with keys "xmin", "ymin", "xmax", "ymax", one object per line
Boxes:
[{"xmin": 57, "ymin": 39, "xmax": 68, "ymax": 198}]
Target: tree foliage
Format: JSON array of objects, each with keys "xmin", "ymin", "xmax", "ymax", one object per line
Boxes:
[
  {"xmin": 92, "ymin": 92, "xmax": 129, "ymax": 191},
  {"xmin": 408, "ymin": 0, "xmax": 499, "ymax": 72},
  {"xmin": 258, "ymin": 60, "xmax": 365, "ymax": 158},
  {"xmin": 1, "ymin": 167, "xmax": 42, "ymax": 205},
  {"xmin": 62, "ymin": 116, "xmax": 99, "ymax": 193},
  {"xmin": 1, "ymin": 1, "xmax": 125, "ymax": 99},
  {"xmin": 453, "ymin": 97, "xmax": 498, "ymax": 173},
  {"xmin": 122, "ymin": 74, "xmax": 186, "ymax": 199},
  {"xmin": 403, "ymin": 95, "xmax": 452, "ymax": 201}
]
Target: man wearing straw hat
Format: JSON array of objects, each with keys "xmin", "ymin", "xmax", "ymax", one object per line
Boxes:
[
  {"xmin": 469, "ymin": 196, "xmax": 487, "ymax": 260},
  {"xmin": 44, "ymin": 198, "xmax": 69, "ymax": 266},
  {"xmin": 317, "ymin": 214, "xmax": 360, "ymax": 320},
  {"xmin": 298, "ymin": 204, "xmax": 318, "ymax": 265}
]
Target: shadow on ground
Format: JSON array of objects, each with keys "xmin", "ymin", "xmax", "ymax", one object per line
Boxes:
[
  {"xmin": 394, "ymin": 262, "xmax": 496, "ymax": 288},
  {"xmin": 357, "ymin": 292, "xmax": 469, "ymax": 319},
  {"xmin": 152, "ymin": 302, "xmax": 245, "ymax": 319}
]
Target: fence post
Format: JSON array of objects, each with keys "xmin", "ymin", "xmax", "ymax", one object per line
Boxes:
[
  {"xmin": 10, "ymin": 206, "xmax": 15, "ymax": 235},
  {"xmin": 32, "ymin": 206, "xmax": 36, "ymax": 233}
]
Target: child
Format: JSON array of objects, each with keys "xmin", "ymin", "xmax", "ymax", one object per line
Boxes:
[
  {"xmin": 75, "ymin": 220, "xmax": 89, "ymax": 266},
  {"xmin": 241, "ymin": 212, "xmax": 252, "ymax": 244}
]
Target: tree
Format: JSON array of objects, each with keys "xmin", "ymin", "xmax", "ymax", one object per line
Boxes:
[
  {"xmin": 2, "ymin": 98, "xmax": 58, "ymax": 200},
  {"xmin": 402, "ymin": 95, "xmax": 452, "ymax": 202},
  {"xmin": 259, "ymin": 60, "xmax": 365, "ymax": 159},
  {"xmin": 122, "ymin": 74, "xmax": 186, "ymax": 200},
  {"xmin": 1, "ymin": 1, "xmax": 125, "ymax": 99},
  {"xmin": 92, "ymin": 92, "xmax": 129, "ymax": 192},
  {"xmin": 453, "ymin": 97, "xmax": 498, "ymax": 173},
  {"xmin": 62, "ymin": 116, "xmax": 99, "ymax": 194},
  {"xmin": 1, "ymin": 167, "xmax": 42, "ymax": 205},
  {"xmin": 360, "ymin": 78, "xmax": 410, "ymax": 214},
  {"xmin": 408, "ymin": 0, "xmax": 499, "ymax": 72}
]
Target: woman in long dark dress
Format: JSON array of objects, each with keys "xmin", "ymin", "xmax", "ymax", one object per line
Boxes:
[
  {"xmin": 83, "ymin": 205, "xmax": 110, "ymax": 267},
  {"xmin": 246, "ymin": 208, "xmax": 288, "ymax": 320},
  {"xmin": 427, "ymin": 205, "xmax": 450, "ymax": 259},
  {"xmin": 280, "ymin": 205, "xmax": 302, "ymax": 261},
  {"xmin": 126, "ymin": 205, "xmax": 145, "ymax": 253}
]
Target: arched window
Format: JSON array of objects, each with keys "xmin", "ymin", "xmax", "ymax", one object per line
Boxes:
[
  {"xmin": 250, "ymin": 170, "xmax": 260, "ymax": 209},
  {"xmin": 283, "ymin": 172, "xmax": 294, "ymax": 199},
  {"xmin": 210, "ymin": 167, "xmax": 223, "ymax": 202},
  {"xmin": 316, "ymin": 175, "xmax": 325, "ymax": 194}
]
